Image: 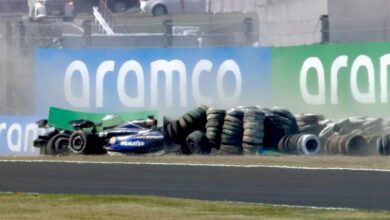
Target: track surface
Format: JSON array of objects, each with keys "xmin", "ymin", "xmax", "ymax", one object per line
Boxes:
[{"xmin": 0, "ymin": 161, "xmax": 389, "ymax": 210}]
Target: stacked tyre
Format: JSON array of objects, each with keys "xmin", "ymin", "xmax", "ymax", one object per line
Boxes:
[
  {"xmin": 272, "ymin": 107, "xmax": 299, "ymax": 135},
  {"xmin": 377, "ymin": 134, "xmax": 390, "ymax": 155},
  {"xmin": 205, "ymin": 108, "xmax": 226, "ymax": 149},
  {"xmin": 242, "ymin": 109, "xmax": 265, "ymax": 154},
  {"xmin": 364, "ymin": 134, "xmax": 381, "ymax": 155},
  {"xmin": 325, "ymin": 134, "xmax": 368, "ymax": 155},
  {"xmin": 164, "ymin": 106, "xmax": 208, "ymax": 154},
  {"xmin": 383, "ymin": 119, "xmax": 390, "ymax": 134},
  {"xmin": 263, "ymin": 114, "xmax": 286, "ymax": 150},
  {"xmin": 362, "ymin": 118, "xmax": 383, "ymax": 135},
  {"xmin": 220, "ymin": 108, "xmax": 244, "ymax": 155},
  {"xmin": 295, "ymin": 114, "xmax": 325, "ymax": 135},
  {"xmin": 278, "ymin": 134, "xmax": 321, "ymax": 155}
]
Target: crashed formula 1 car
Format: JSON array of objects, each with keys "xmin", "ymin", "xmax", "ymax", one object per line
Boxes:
[{"xmin": 33, "ymin": 106, "xmax": 211, "ymax": 155}]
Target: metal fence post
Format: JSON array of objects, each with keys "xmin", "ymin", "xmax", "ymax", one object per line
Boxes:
[
  {"xmin": 320, "ymin": 15, "xmax": 329, "ymax": 44},
  {"xmin": 164, "ymin": 19, "xmax": 173, "ymax": 47},
  {"xmin": 244, "ymin": 17, "xmax": 254, "ymax": 45}
]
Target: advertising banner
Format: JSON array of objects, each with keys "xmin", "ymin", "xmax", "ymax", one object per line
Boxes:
[
  {"xmin": 35, "ymin": 48, "xmax": 272, "ymax": 117},
  {"xmin": 0, "ymin": 116, "xmax": 42, "ymax": 156},
  {"xmin": 272, "ymin": 42, "xmax": 390, "ymax": 117}
]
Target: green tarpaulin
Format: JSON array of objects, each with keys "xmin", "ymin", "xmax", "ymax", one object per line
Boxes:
[{"xmin": 48, "ymin": 107, "xmax": 159, "ymax": 131}]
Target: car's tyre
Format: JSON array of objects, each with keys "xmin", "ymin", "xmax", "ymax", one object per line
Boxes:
[
  {"xmin": 186, "ymin": 130, "xmax": 211, "ymax": 154},
  {"xmin": 46, "ymin": 133, "xmax": 69, "ymax": 155},
  {"xmin": 69, "ymin": 131, "xmax": 95, "ymax": 154},
  {"xmin": 53, "ymin": 134, "xmax": 70, "ymax": 155},
  {"xmin": 152, "ymin": 4, "xmax": 167, "ymax": 16}
]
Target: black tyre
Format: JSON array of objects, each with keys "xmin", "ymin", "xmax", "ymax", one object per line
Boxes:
[
  {"xmin": 243, "ymin": 122, "xmax": 264, "ymax": 130},
  {"xmin": 220, "ymin": 144, "xmax": 242, "ymax": 155},
  {"xmin": 186, "ymin": 130, "xmax": 211, "ymax": 154},
  {"xmin": 207, "ymin": 127, "xmax": 221, "ymax": 133},
  {"xmin": 222, "ymin": 128, "xmax": 242, "ymax": 137},
  {"xmin": 222, "ymin": 124, "xmax": 243, "ymax": 133},
  {"xmin": 69, "ymin": 131, "xmax": 97, "ymax": 154},
  {"xmin": 243, "ymin": 129, "xmax": 264, "ymax": 138},
  {"xmin": 243, "ymin": 136, "xmax": 263, "ymax": 145},
  {"xmin": 206, "ymin": 120, "xmax": 223, "ymax": 128},
  {"xmin": 227, "ymin": 109, "xmax": 244, "ymax": 119},
  {"xmin": 53, "ymin": 134, "xmax": 70, "ymax": 155},
  {"xmin": 207, "ymin": 114, "xmax": 225, "ymax": 121},
  {"xmin": 46, "ymin": 133, "xmax": 69, "ymax": 155},
  {"xmin": 153, "ymin": 4, "xmax": 168, "ymax": 16},
  {"xmin": 207, "ymin": 108, "xmax": 225, "ymax": 115},
  {"xmin": 225, "ymin": 116, "xmax": 243, "ymax": 124}
]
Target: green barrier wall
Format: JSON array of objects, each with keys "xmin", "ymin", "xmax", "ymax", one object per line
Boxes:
[
  {"xmin": 48, "ymin": 107, "xmax": 159, "ymax": 131},
  {"xmin": 272, "ymin": 42, "xmax": 390, "ymax": 117}
]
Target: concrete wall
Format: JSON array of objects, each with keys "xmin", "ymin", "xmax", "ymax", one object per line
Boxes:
[
  {"xmin": 256, "ymin": 0, "xmax": 328, "ymax": 46},
  {"xmin": 328, "ymin": 0, "xmax": 390, "ymax": 43},
  {"xmin": 209, "ymin": 0, "xmax": 257, "ymax": 13}
]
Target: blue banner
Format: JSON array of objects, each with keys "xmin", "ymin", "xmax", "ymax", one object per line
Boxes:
[
  {"xmin": 0, "ymin": 116, "xmax": 43, "ymax": 156},
  {"xmin": 35, "ymin": 48, "xmax": 272, "ymax": 116}
]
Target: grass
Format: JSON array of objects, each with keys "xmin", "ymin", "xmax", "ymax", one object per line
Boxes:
[
  {"xmin": 2, "ymin": 155, "xmax": 390, "ymax": 170},
  {"xmin": 0, "ymin": 193, "xmax": 389, "ymax": 220}
]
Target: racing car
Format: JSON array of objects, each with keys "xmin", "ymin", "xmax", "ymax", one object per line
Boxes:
[
  {"xmin": 33, "ymin": 106, "xmax": 212, "ymax": 155},
  {"xmin": 67, "ymin": 114, "xmax": 165, "ymax": 154}
]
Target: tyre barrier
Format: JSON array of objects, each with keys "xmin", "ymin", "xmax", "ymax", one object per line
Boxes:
[
  {"xmin": 278, "ymin": 134, "xmax": 321, "ymax": 155},
  {"xmin": 164, "ymin": 105, "xmax": 208, "ymax": 154},
  {"xmin": 272, "ymin": 106, "xmax": 299, "ymax": 135},
  {"xmin": 242, "ymin": 109, "xmax": 265, "ymax": 154},
  {"xmin": 220, "ymin": 108, "xmax": 244, "ymax": 155},
  {"xmin": 263, "ymin": 114, "xmax": 287, "ymax": 150},
  {"xmin": 325, "ymin": 134, "xmax": 369, "ymax": 156},
  {"xmin": 205, "ymin": 108, "xmax": 226, "ymax": 149},
  {"xmin": 376, "ymin": 134, "xmax": 390, "ymax": 155},
  {"xmin": 295, "ymin": 114, "xmax": 325, "ymax": 135}
]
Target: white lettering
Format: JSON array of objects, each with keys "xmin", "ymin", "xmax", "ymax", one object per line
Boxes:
[
  {"xmin": 380, "ymin": 54, "xmax": 390, "ymax": 103},
  {"xmin": 24, "ymin": 123, "xmax": 39, "ymax": 153},
  {"xmin": 350, "ymin": 55, "xmax": 375, "ymax": 103},
  {"xmin": 7, "ymin": 123, "xmax": 22, "ymax": 152},
  {"xmin": 96, "ymin": 61, "xmax": 115, "ymax": 108},
  {"xmin": 330, "ymin": 55, "xmax": 348, "ymax": 104},
  {"xmin": 300, "ymin": 57, "xmax": 325, "ymax": 105},
  {"xmin": 192, "ymin": 60, "xmax": 213, "ymax": 105},
  {"xmin": 216, "ymin": 60, "xmax": 242, "ymax": 105},
  {"xmin": 151, "ymin": 60, "xmax": 187, "ymax": 108},
  {"xmin": 64, "ymin": 60, "xmax": 90, "ymax": 108},
  {"xmin": 117, "ymin": 60, "xmax": 145, "ymax": 108}
]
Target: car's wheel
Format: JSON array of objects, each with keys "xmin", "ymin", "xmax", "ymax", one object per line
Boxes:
[
  {"xmin": 186, "ymin": 130, "xmax": 211, "ymax": 154},
  {"xmin": 152, "ymin": 4, "xmax": 167, "ymax": 16},
  {"xmin": 54, "ymin": 134, "xmax": 70, "ymax": 155},
  {"xmin": 69, "ymin": 131, "xmax": 92, "ymax": 154},
  {"xmin": 46, "ymin": 133, "xmax": 69, "ymax": 155}
]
